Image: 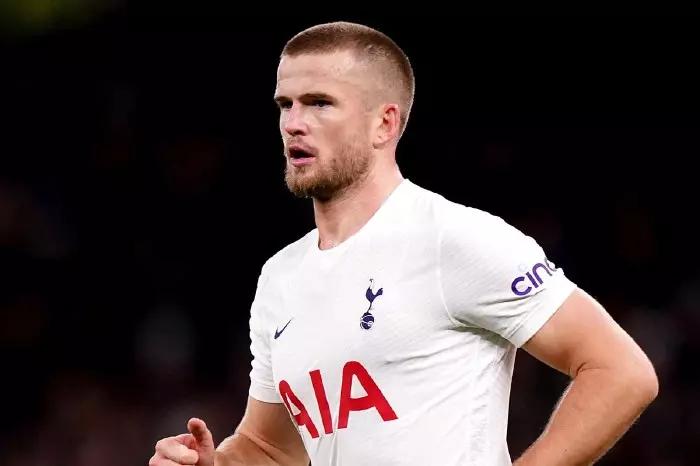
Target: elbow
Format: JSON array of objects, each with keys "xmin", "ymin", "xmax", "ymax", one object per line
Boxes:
[
  {"xmin": 642, "ymin": 367, "xmax": 659, "ymax": 404},
  {"xmin": 626, "ymin": 360, "xmax": 659, "ymax": 407}
]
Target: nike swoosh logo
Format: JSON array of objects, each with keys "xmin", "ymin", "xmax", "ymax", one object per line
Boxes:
[{"xmin": 274, "ymin": 318, "xmax": 293, "ymax": 339}]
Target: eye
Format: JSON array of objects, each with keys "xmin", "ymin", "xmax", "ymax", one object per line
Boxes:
[
  {"xmin": 275, "ymin": 98, "xmax": 292, "ymax": 110},
  {"xmin": 312, "ymin": 99, "xmax": 331, "ymax": 108}
]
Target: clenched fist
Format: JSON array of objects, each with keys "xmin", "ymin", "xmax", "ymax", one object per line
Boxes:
[{"xmin": 150, "ymin": 418, "xmax": 215, "ymax": 466}]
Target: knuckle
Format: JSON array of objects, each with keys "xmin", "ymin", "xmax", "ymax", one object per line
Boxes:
[
  {"xmin": 174, "ymin": 446, "xmax": 190, "ymax": 463},
  {"xmin": 155, "ymin": 437, "xmax": 170, "ymax": 452}
]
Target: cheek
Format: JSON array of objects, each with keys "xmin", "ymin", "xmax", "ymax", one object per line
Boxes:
[
  {"xmin": 314, "ymin": 119, "xmax": 345, "ymax": 144},
  {"xmin": 278, "ymin": 113, "xmax": 287, "ymax": 133},
  {"xmin": 326, "ymin": 115, "xmax": 363, "ymax": 139},
  {"xmin": 315, "ymin": 111, "xmax": 369, "ymax": 153}
]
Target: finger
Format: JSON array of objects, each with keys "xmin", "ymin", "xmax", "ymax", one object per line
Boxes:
[
  {"xmin": 187, "ymin": 418, "xmax": 215, "ymax": 465},
  {"xmin": 155, "ymin": 439, "xmax": 199, "ymax": 464},
  {"xmin": 150, "ymin": 456, "xmax": 194, "ymax": 466},
  {"xmin": 187, "ymin": 418, "xmax": 214, "ymax": 451},
  {"xmin": 174, "ymin": 433, "xmax": 196, "ymax": 449},
  {"xmin": 150, "ymin": 451, "xmax": 195, "ymax": 466}
]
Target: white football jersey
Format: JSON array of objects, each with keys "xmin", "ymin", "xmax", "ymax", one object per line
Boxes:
[{"xmin": 248, "ymin": 179, "xmax": 577, "ymax": 465}]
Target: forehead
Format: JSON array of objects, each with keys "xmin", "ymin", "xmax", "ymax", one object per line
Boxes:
[{"xmin": 275, "ymin": 51, "xmax": 367, "ymax": 96}]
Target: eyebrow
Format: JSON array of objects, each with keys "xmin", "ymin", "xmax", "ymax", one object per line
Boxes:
[
  {"xmin": 274, "ymin": 95, "xmax": 289, "ymax": 105},
  {"xmin": 301, "ymin": 92, "xmax": 334, "ymax": 101},
  {"xmin": 274, "ymin": 92, "xmax": 335, "ymax": 105}
]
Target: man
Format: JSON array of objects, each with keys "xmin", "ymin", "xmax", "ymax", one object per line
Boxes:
[{"xmin": 150, "ymin": 21, "xmax": 658, "ymax": 465}]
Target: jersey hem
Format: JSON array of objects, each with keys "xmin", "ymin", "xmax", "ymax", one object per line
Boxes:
[{"xmin": 249, "ymin": 384, "xmax": 283, "ymax": 404}]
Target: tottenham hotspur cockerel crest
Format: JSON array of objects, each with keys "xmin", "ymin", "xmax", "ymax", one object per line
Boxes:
[{"xmin": 361, "ymin": 279, "xmax": 383, "ymax": 330}]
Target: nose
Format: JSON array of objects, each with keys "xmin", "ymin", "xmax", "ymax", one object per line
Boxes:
[{"xmin": 282, "ymin": 104, "xmax": 308, "ymax": 136}]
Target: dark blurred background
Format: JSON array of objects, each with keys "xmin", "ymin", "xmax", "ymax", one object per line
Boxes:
[{"xmin": 2, "ymin": 5, "xmax": 698, "ymax": 465}]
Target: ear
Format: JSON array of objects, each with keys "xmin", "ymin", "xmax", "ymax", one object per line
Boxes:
[{"xmin": 372, "ymin": 103, "xmax": 400, "ymax": 148}]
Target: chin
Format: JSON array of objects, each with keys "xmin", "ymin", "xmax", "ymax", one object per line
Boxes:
[{"xmin": 286, "ymin": 176, "xmax": 337, "ymax": 201}]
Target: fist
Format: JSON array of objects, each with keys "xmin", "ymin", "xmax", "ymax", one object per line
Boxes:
[{"xmin": 149, "ymin": 418, "xmax": 215, "ymax": 466}]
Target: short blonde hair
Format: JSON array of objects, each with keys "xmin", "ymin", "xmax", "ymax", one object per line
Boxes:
[{"xmin": 282, "ymin": 21, "xmax": 415, "ymax": 136}]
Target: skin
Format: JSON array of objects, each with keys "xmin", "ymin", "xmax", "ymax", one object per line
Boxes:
[
  {"xmin": 150, "ymin": 50, "xmax": 658, "ymax": 466},
  {"xmin": 514, "ymin": 289, "xmax": 658, "ymax": 465},
  {"xmin": 274, "ymin": 50, "xmax": 404, "ymax": 250}
]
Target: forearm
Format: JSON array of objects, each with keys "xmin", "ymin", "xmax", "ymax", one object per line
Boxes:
[
  {"xmin": 514, "ymin": 366, "xmax": 657, "ymax": 466},
  {"xmin": 214, "ymin": 431, "xmax": 307, "ymax": 466}
]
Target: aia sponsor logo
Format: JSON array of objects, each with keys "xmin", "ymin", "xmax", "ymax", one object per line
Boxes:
[
  {"xmin": 511, "ymin": 257, "xmax": 559, "ymax": 296},
  {"xmin": 279, "ymin": 360, "xmax": 398, "ymax": 438}
]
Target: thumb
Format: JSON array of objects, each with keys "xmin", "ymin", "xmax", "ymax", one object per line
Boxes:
[{"xmin": 188, "ymin": 418, "xmax": 215, "ymax": 453}]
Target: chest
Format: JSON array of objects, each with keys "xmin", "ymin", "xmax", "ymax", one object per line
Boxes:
[{"xmin": 269, "ymin": 237, "xmax": 448, "ymax": 396}]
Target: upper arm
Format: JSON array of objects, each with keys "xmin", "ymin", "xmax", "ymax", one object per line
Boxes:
[
  {"xmin": 224, "ymin": 396, "xmax": 308, "ymax": 465},
  {"xmin": 521, "ymin": 288, "xmax": 658, "ymax": 392}
]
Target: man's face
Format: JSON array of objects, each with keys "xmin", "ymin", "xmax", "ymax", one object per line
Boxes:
[{"xmin": 275, "ymin": 50, "xmax": 374, "ymax": 200}]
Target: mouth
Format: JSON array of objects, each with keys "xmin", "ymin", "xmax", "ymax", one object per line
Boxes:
[{"xmin": 288, "ymin": 145, "xmax": 317, "ymax": 167}]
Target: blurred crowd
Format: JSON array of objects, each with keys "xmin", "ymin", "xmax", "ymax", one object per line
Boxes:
[{"xmin": 2, "ymin": 6, "xmax": 699, "ymax": 466}]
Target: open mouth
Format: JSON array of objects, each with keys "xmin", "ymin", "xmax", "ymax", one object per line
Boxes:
[
  {"xmin": 288, "ymin": 146, "xmax": 316, "ymax": 166},
  {"xmin": 289, "ymin": 148, "xmax": 314, "ymax": 159}
]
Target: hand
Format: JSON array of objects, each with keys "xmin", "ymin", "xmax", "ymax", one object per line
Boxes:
[{"xmin": 150, "ymin": 418, "xmax": 216, "ymax": 466}]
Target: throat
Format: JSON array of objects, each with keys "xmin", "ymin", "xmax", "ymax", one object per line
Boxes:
[{"xmin": 314, "ymin": 172, "xmax": 403, "ymax": 251}]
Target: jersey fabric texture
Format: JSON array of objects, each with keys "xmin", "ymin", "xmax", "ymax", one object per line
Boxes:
[{"xmin": 247, "ymin": 179, "xmax": 577, "ymax": 465}]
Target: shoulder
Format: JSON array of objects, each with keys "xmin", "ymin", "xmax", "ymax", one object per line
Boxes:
[
  {"xmin": 407, "ymin": 181, "xmax": 521, "ymax": 243},
  {"xmin": 407, "ymin": 185, "xmax": 542, "ymax": 263},
  {"xmin": 442, "ymin": 204, "xmax": 526, "ymax": 246},
  {"xmin": 250, "ymin": 229, "xmax": 315, "ymax": 317},
  {"xmin": 258, "ymin": 228, "xmax": 316, "ymax": 280}
]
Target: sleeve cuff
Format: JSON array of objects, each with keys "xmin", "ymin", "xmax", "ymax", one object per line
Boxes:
[
  {"xmin": 508, "ymin": 278, "xmax": 578, "ymax": 348},
  {"xmin": 249, "ymin": 383, "xmax": 283, "ymax": 404}
]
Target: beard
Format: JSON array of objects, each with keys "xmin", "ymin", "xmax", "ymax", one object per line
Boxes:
[{"xmin": 284, "ymin": 139, "xmax": 371, "ymax": 202}]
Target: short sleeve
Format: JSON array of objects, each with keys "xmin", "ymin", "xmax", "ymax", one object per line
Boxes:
[
  {"xmin": 248, "ymin": 268, "xmax": 283, "ymax": 403},
  {"xmin": 439, "ymin": 207, "xmax": 577, "ymax": 348}
]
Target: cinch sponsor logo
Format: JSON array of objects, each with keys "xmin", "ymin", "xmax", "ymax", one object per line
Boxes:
[{"xmin": 511, "ymin": 258, "xmax": 558, "ymax": 296}]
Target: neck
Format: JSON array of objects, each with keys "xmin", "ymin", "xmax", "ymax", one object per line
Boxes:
[{"xmin": 313, "ymin": 161, "xmax": 403, "ymax": 250}]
